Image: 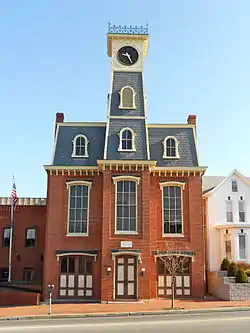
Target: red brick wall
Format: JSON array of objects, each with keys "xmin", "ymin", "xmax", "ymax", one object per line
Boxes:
[
  {"xmin": 43, "ymin": 173, "xmax": 103, "ymax": 300},
  {"xmin": 0, "ymin": 205, "xmax": 46, "ymax": 283},
  {"xmin": 0, "ymin": 291, "xmax": 40, "ymax": 306}
]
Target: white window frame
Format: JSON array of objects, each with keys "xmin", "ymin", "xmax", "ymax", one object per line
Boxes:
[
  {"xmin": 119, "ymin": 86, "xmax": 136, "ymax": 109},
  {"xmin": 226, "ymin": 198, "xmax": 233, "ymax": 223},
  {"xmin": 66, "ymin": 181, "xmax": 92, "ymax": 236},
  {"xmin": 71, "ymin": 134, "xmax": 89, "ymax": 158},
  {"xmin": 231, "ymin": 179, "xmax": 238, "ymax": 192},
  {"xmin": 162, "ymin": 136, "xmax": 180, "ymax": 159},
  {"xmin": 113, "ymin": 175, "xmax": 140, "ymax": 235},
  {"xmin": 238, "ymin": 198, "xmax": 246, "ymax": 223},
  {"xmin": 160, "ymin": 181, "xmax": 185, "ymax": 237},
  {"xmin": 238, "ymin": 233, "xmax": 247, "ymax": 260},
  {"xmin": 118, "ymin": 127, "xmax": 136, "ymax": 152}
]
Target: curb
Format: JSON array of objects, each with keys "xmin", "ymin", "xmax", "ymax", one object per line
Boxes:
[{"xmin": 0, "ymin": 306, "xmax": 250, "ymax": 321}]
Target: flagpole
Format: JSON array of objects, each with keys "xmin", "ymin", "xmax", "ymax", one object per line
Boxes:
[{"xmin": 8, "ymin": 196, "xmax": 14, "ymax": 283}]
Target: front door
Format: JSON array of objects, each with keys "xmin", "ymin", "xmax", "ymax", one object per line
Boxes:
[
  {"xmin": 59, "ymin": 256, "xmax": 93, "ymax": 298},
  {"xmin": 157, "ymin": 257, "xmax": 191, "ymax": 297},
  {"xmin": 115, "ymin": 255, "xmax": 137, "ymax": 299}
]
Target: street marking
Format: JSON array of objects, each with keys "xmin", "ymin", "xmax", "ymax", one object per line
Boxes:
[{"xmin": 0, "ymin": 316, "xmax": 249, "ymax": 331}]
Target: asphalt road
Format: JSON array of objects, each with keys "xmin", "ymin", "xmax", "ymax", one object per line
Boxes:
[{"xmin": 0, "ymin": 311, "xmax": 250, "ymax": 332}]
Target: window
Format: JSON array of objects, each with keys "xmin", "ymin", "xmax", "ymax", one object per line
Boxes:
[
  {"xmin": 162, "ymin": 136, "xmax": 180, "ymax": 159},
  {"xmin": 60, "ymin": 257, "xmax": 75, "ymax": 274},
  {"xmin": 72, "ymin": 134, "xmax": 89, "ymax": 158},
  {"xmin": 239, "ymin": 234, "xmax": 246, "ymax": 259},
  {"xmin": 226, "ymin": 199, "xmax": 233, "ymax": 222},
  {"xmin": 25, "ymin": 228, "xmax": 36, "ymax": 247},
  {"xmin": 161, "ymin": 182, "xmax": 185, "ymax": 235},
  {"xmin": 2, "ymin": 228, "xmax": 10, "ymax": 248},
  {"xmin": 67, "ymin": 181, "xmax": 92, "ymax": 235},
  {"xmin": 113, "ymin": 176, "xmax": 139, "ymax": 234},
  {"xmin": 225, "ymin": 240, "xmax": 232, "ymax": 260},
  {"xmin": 23, "ymin": 268, "xmax": 35, "ymax": 282},
  {"xmin": 119, "ymin": 86, "xmax": 136, "ymax": 109},
  {"xmin": 239, "ymin": 198, "xmax": 245, "ymax": 222},
  {"xmin": 231, "ymin": 180, "xmax": 238, "ymax": 192},
  {"xmin": 0, "ymin": 268, "xmax": 9, "ymax": 281},
  {"xmin": 118, "ymin": 128, "xmax": 136, "ymax": 151},
  {"xmin": 79, "ymin": 257, "xmax": 93, "ymax": 274}
]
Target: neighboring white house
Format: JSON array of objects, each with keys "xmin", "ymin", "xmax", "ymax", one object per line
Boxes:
[{"xmin": 203, "ymin": 170, "xmax": 250, "ymax": 272}]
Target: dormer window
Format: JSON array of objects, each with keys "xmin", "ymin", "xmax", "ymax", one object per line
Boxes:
[
  {"xmin": 162, "ymin": 136, "xmax": 180, "ymax": 159},
  {"xmin": 118, "ymin": 128, "xmax": 136, "ymax": 152},
  {"xmin": 72, "ymin": 134, "xmax": 89, "ymax": 158},
  {"xmin": 119, "ymin": 86, "xmax": 136, "ymax": 109}
]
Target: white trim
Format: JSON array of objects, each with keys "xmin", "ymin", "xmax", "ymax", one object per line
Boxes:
[
  {"xmin": 66, "ymin": 181, "xmax": 92, "ymax": 236},
  {"xmin": 119, "ymin": 86, "xmax": 136, "ymax": 109},
  {"xmin": 112, "ymin": 175, "xmax": 140, "ymax": 185},
  {"xmin": 59, "ymin": 122, "xmax": 106, "ymax": 127},
  {"xmin": 159, "ymin": 181, "xmax": 185, "ymax": 190},
  {"xmin": 56, "ymin": 252, "xmax": 97, "ymax": 262},
  {"xmin": 71, "ymin": 134, "xmax": 89, "ymax": 158},
  {"xmin": 162, "ymin": 136, "xmax": 180, "ymax": 159},
  {"xmin": 109, "ymin": 116, "xmax": 145, "ymax": 119},
  {"xmin": 118, "ymin": 127, "xmax": 136, "ymax": 152},
  {"xmin": 103, "ymin": 71, "xmax": 114, "ymax": 159},
  {"xmin": 51, "ymin": 125, "xmax": 60, "ymax": 164},
  {"xmin": 238, "ymin": 232, "xmax": 247, "ymax": 261},
  {"xmin": 192, "ymin": 126, "xmax": 200, "ymax": 166},
  {"xmin": 113, "ymin": 176, "xmax": 140, "ymax": 235},
  {"xmin": 160, "ymin": 182, "xmax": 185, "ymax": 237},
  {"xmin": 142, "ymin": 71, "xmax": 150, "ymax": 160}
]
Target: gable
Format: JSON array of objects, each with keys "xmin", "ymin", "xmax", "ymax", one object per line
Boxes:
[{"xmin": 203, "ymin": 171, "xmax": 250, "ymax": 196}]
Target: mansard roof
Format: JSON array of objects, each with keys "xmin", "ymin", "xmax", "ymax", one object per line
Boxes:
[
  {"xmin": 52, "ymin": 123, "xmax": 106, "ymax": 166},
  {"xmin": 148, "ymin": 125, "xmax": 198, "ymax": 167},
  {"xmin": 51, "ymin": 119, "xmax": 199, "ymax": 168}
]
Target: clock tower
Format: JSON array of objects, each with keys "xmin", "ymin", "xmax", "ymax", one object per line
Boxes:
[{"xmin": 103, "ymin": 23, "xmax": 150, "ymax": 160}]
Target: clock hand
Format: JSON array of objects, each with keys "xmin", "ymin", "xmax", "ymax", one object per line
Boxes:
[
  {"xmin": 127, "ymin": 53, "xmax": 132, "ymax": 63},
  {"xmin": 122, "ymin": 52, "xmax": 133, "ymax": 63}
]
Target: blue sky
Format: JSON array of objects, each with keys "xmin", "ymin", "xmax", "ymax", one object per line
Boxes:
[{"xmin": 1, "ymin": 0, "xmax": 250, "ymax": 197}]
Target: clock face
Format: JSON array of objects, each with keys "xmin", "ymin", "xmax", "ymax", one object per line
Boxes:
[{"xmin": 117, "ymin": 46, "xmax": 139, "ymax": 66}]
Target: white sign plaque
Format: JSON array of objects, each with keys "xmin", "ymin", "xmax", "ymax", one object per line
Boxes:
[{"xmin": 120, "ymin": 241, "xmax": 132, "ymax": 248}]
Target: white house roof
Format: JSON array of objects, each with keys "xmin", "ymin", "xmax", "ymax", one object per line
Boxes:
[{"xmin": 203, "ymin": 169, "xmax": 250, "ymax": 195}]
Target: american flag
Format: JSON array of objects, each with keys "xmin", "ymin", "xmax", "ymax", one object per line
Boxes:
[{"xmin": 11, "ymin": 178, "xmax": 18, "ymax": 210}]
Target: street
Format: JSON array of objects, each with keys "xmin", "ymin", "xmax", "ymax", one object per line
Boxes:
[{"xmin": 0, "ymin": 311, "xmax": 250, "ymax": 332}]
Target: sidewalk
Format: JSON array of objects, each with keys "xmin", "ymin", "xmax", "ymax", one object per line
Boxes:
[{"xmin": 1, "ymin": 299, "xmax": 250, "ymax": 319}]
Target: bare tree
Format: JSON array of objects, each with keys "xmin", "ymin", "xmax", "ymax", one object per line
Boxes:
[{"xmin": 159, "ymin": 250, "xmax": 190, "ymax": 309}]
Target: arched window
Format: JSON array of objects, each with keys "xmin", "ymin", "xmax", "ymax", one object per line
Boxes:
[
  {"xmin": 118, "ymin": 128, "xmax": 136, "ymax": 152},
  {"xmin": 72, "ymin": 134, "xmax": 89, "ymax": 158},
  {"xmin": 66, "ymin": 181, "xmax": 92, "ymax": 235},
  {"xmin": 160, "ymin": 182, "xmax": 185, "ymax": 236},
  {"xmin": 119, "ymin": 86, "xmax": 136, "ymax": 109},
  {"xmin": 162, "ymin": 136, "xmax": 179, "ymax": 159},
  {"xmin": 113, "ymin": 176, "xmax": 140, "ymax": 234}
]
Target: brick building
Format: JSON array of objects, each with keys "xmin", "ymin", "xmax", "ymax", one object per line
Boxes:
[{"xmin": 0, "ymin": 25, "xmax": 207, "ymax": 302}]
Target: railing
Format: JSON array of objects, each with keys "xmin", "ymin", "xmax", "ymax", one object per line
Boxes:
[{"xmin": 108, "ymin": 22, "xmax": 149, "ymax": 35}]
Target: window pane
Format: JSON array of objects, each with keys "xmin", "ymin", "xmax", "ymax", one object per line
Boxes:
[
  {"xmin": 122, "ymin": 88, "xmax": 134, "ymax": 108},
  {"xmin": 116, "ymin": 180, "xmax": 137, "ymax": 232},
  {"xmin": 68, "ymin": 257, "xmax": 75, "ymax": 273},
  {"xmin": 68, "ymin": 185, "xmax": 90, "ymax": 234},
  {"xmin": 86, "ymin": 260, "xmax": 93, "ymax": 274},
  {"xmin": 60, "ymin": 258, "xmax": 67, "ymax": 273},
  {"xmin": 162, "ymin": 186, "xmax": 183, "ymax": 235}
]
